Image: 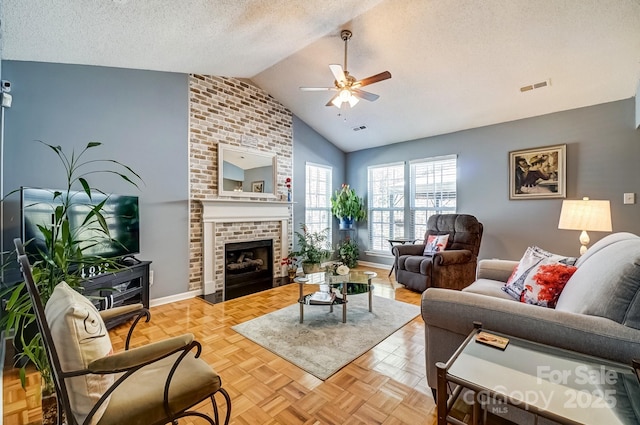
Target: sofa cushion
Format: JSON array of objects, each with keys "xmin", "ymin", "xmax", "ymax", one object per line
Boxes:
[
  {"xmin": 463, "ymin": 279, "xmax": 517, "ymax": 301},
  {"xmin": 45, "ymin": 281, "xmax": 113, "ymax": 424},
  {"xmin": 502, "ymin": 246, "xmax": 577, "ymax": 300},
  {"xmin": 556, "ymin": 239, "xmax": 640, "ymax": 329},
  {"xmin": 423, "ymin": 234, "xmax": 449, "ymax": 254}
]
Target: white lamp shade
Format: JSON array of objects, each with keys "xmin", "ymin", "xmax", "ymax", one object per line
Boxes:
[{"xmin": 558, "ymin": 198, "xmax": 612, "ymax": 232}]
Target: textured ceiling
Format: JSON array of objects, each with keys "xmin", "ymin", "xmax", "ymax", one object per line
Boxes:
[{"xmin": 2, "ymin": 0, "xmax": 640, "ymax": 152}]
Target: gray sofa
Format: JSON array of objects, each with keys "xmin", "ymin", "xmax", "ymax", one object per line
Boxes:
[{"xmin": 422, "ymin": 232, "xmax": 640, "ymax": 421}]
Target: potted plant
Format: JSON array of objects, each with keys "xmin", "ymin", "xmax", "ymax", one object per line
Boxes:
[
  {"xmin": 330, "ymin": 184, "xmax": 366, "ymax": 230},
  {"xmin": 336, "ymin": 235, "xmax": 359, "ymax": 268},
  {"xmin": 0, "ymin": 141, "xmax": 141, "ymax": 424},
  {"xmin": 280, "ymin": 254, "xmax": 298, "ymax": 281},
  {"xmin": 291, "ymin": 224, "xmax": 332, "ymax": 274}
]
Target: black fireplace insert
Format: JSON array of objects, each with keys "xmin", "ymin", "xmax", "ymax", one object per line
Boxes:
[{"xmin": 224, "ymin": 239, "xmax": 273, "ymax": 300}]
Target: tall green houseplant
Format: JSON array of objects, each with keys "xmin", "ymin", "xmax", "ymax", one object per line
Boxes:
[
  {"xmin": 1, "ymin": 141, "xmax": 141, "ymax": 399},
  {"xmin": 330, "ymin": 184, "xmax": 366, "ymax": 230}
]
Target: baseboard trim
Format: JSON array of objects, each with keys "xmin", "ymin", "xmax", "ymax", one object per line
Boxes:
[
  {"xmin": 357, "ymin": 260, "xmax": 392, "ymax": 270},
  {"xmin": 150, "ymin": 289, "xmax": 201, "ymax": 307}
]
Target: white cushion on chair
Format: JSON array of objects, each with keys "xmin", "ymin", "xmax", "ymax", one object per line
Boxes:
[{"xmin": 45, "ymin": 281, "xmax": 113, "ymax": 425}]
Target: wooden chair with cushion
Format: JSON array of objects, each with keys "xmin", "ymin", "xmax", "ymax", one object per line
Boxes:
[
  {"xmin": 393, "ymin": 214, "xmax": 483, "ymax": 292},
  {"xmin": 15, "ymin": 242, "xmax": 231, "ymax": 425}
]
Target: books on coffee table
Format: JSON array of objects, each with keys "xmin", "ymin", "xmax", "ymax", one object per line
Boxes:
[{"xmin": 308, "ymin": 291, "xmax": 336, "ymax": 305}]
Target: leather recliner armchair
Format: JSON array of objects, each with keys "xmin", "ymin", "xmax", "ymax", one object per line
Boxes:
[{"xmin": 393, "ymin": 214, "xmax": 483, "ymax": 292}]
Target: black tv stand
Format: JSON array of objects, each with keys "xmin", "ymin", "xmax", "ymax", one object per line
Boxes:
[
  {"xmin": 119, "ymin": 255, "xmax": 141, "ymax": 266},
  {"xmin": 82, "ymin": 260, "xmax": 151, "ymax": 329}
]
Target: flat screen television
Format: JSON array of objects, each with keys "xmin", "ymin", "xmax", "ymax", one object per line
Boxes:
[{"xmin": 21, "ymin": 187, "xmax": 140, "ymax": 260}]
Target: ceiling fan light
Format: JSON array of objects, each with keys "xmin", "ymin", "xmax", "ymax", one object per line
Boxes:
[
  {"xmin": 339, "ymin": 89, "xmax": 351, "ymax": 101},
  {"xmin": 331, "ymin": 96, "xmax": 343, "ymax": 108},
  {"xmin": 348, "ymin": 95, "xmax": 359, "ymax": 107}
]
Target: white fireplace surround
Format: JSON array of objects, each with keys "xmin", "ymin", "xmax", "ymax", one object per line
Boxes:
[{"xmin": 201, "ymin": 199, "xmax": 291, "ymax": 295}]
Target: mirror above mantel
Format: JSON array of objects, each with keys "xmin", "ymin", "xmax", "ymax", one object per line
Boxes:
[{"xmin": 218, "ymin": 143, "xmax": 277, "ymax": 199}]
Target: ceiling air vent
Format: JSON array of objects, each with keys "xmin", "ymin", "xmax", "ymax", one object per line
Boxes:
[
  {"xmin": 352, "ymin": 125, "xmax": 367, "ymax": 132},
  {"xmin": 520, "ymin": 79, "xmax": 551, "ymax": 93}
]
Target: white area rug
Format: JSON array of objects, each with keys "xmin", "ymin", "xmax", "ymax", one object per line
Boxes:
[{"xmin": 232, "ymin": 294, "xmax": 420, "ymax": 380}]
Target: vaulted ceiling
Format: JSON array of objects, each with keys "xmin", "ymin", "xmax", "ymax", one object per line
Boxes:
[{"xmin": 2, "ymin": 0, "xmax": 639, "ymax": 152}]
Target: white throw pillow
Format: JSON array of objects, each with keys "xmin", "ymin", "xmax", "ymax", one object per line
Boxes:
[{"xmin": 45, "ymin": 281, "xmax": 113, "ymax": 425}]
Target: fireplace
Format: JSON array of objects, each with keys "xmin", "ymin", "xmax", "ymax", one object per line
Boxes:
[
  {"xmin": 200, "ymin": 200, "xmax": 291, "ymax": 297},
  {"xmin": 224, "ymin": 239, "xmax": 273, "ymax": 300}
]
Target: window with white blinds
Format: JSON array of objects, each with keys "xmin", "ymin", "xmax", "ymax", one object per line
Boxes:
[
  {"xmin": 305, "ymin": 163, "xmax": 332, "ymax": 243},
  {"xmin": 410, "ymin": 155, "xmax": 457, "ymax": 239},
  {"xmin": 367, "ymin": 162, "xmax": 405, "ymax": 253}
]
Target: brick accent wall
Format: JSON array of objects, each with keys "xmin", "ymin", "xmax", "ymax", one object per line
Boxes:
[{"xmin": 188, "ymin": 75, "xmax": 293, "ymax": 291}]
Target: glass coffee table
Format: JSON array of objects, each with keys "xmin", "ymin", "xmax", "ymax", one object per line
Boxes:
[
  {"xmin": 294, "ymin": 270, "xmax": 376, "ymax": 323},
  {"xmin": 436, "ymin": 324, "xmax": 640, "ymax": 425}
]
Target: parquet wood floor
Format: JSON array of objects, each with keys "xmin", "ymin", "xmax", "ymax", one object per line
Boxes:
[{"xmin": 3, "ymin": 267, "xmax": 439, "ymax": 424}]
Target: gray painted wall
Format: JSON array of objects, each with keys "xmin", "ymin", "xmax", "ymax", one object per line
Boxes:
[
  {"xmin": 1, "ymin": 61, "xmax": 190, "ymax": 299},
  {"xmin": 348, "ymin": 98, "xmax": 640, "ymax": 265},
  {"xmin": 636, "ymin": 82, "xmax": 639, "ymax": 129},
  {"xmin": 292, "ymin": 116, "xmax": 346, "ymax": 250}
]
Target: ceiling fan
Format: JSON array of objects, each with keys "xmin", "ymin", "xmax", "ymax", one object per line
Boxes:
[{"xmin": 300, "ymin": 29, "xmax": 391, "ymax": 108}]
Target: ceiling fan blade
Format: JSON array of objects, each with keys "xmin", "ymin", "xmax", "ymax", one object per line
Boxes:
[
  {"xmin": 326, "ymin": 94, "xmax": 340, "ymax": 107},
  {"xmin": 329, "ymin": 64, "xmax": 346, "ymax": 86},
  {"xmin": 300, "ymin": 87, "xmax": 336, "ymax": 91},
  {"xmin": 353, "ymin": 71, "xmax": 392, "ymax": 88},
  {"xmin": 351, "ymin": 88, "xmax": 380, "ymax": 102}
]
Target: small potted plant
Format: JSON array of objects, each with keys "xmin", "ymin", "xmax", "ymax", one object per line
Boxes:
[
  {"xmin": 280, "ymin": 254, "xmax": 298, "ymax": 281},
  {"xmin": 285, "ymin": 177, "xmax": 292, "ymax": 202},
  {"xmin": 330, "ymin": 184, "xmax": 366, "ymax": 230},
  {"xmin": 291, "ymin": 224, "xmax": 332, "ymax": 274},
  {"xmin": 336, "ymin": 235, "xmax": 359, "ymax": 268}
]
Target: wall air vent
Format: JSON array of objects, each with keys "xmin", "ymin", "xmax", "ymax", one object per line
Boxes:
[
  {"xmin": 352, "ymin": 125, "xmax": 367, "ymax": 132},
  {"xmin": 520, "ymin": 79, "xmax": 551, "ymax": 93}
]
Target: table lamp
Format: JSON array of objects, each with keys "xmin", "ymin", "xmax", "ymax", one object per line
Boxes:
[{"xmin": 558, "ymin": 197, "xmax": 612, "ymax": 255}]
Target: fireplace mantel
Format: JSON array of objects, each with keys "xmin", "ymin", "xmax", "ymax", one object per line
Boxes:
[
  {"xmin": 200, "ymin": 199, "xmax": 291, "ymax": 295},
  {"xmin": 201, "ymin": 199, "xmax": 292, "ymax": 222}
]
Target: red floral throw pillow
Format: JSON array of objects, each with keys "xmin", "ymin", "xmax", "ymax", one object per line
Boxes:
[
  {"xmin": 423, "ymin": 234, "xmax": 449, "ymax": 254},
  {"xmin": 503, "ymin": 246, "xmax": 577, "ymax": 307},
  {"xmin": 519, "ymin": 262, "xmax": 577, "ymax": 308}
]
